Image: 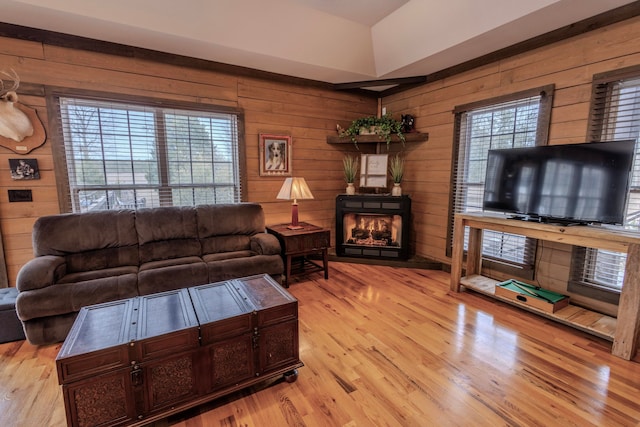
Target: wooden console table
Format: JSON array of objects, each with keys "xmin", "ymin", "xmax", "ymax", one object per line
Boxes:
[{"xmin": 450, "ymin": 213, "xmax": 640, "ymax": 361}]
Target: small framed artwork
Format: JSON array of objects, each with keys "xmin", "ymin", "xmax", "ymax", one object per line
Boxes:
[
  {"xmin": 9, "ymin": 158, "xmax": 40, "ymax": 180},
  {"xmin": 259, "ymin": 134, "xmax": 292, "ymax": 176},
  {"xmin": 360, "ymin": 154, "xmax": 388, "ymax": 187}
]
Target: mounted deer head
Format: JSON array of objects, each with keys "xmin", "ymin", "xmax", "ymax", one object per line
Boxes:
[{"xmin": 0, "ymin": 69, "xmax": 34, "ymax": 142}]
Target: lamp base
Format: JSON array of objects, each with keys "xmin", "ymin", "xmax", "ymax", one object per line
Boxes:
[{"xmin": 288, "ymin": 202, "xmax": 302, "ymax": 230}]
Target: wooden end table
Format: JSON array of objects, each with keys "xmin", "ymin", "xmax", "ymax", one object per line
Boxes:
[{"xmin": 267, "ymin": 222, "xmax": 330, "ymax": 287}]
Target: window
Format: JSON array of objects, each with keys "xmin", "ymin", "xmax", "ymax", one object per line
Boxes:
[
  {"xmin": 449, "ymin": 86, "xmax": 554, "ymax": 275},
  {"xmin": 52, "ymin": 94, "xmax": 243, "ymax": 212},
  {"xmin": 570, "ymin": 68, "xmax": 640, "ymax": 299}
]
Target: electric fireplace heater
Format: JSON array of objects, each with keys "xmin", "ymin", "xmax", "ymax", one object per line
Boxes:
[{"xmin": 336, "ymin": 194, "xmax": 411, "ymax": 260}]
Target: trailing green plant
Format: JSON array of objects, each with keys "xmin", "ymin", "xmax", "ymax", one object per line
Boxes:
[
  {"xmin": 342, "ymin": 154, "xmax": 359, "ymax": 183},
  {"xmin": 339, "ymin": 113, "xmax": 405, "ymax": 148},
  {"xmin": 389, "ymin": 153, "xmax": 404, "ymax": 184}
]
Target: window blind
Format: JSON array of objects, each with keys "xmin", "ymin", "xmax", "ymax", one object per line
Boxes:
[
  {"xmin": 53, "ymin": 95, "xmax": 242, "ymax": 213},
  {"xmin": 449, "ymin": 86, "xmax": 554, "ymax": 272},
  {"xmin": 571, "ymin": 68, "xmax": 640, "ymax": 294}
]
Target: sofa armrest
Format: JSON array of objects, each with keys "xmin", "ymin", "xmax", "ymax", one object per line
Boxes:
[
  {"xmin": 250, "ymin": 233, "xmax": 281, "ymax": 255},
  {"xmin": 16, "ymin": 255, "xmax": 67, "ymax": 292}
]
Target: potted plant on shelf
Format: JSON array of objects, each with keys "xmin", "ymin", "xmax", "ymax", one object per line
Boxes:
[
  {"xmin": 343, "ymin": 154, "xmax": 359, "ymax": 195},
  {"xmin": 338, "ymin": 113, "xmax": 406, "ymax": 148},
  {"xmin": 389, "ymin": 153, "xmax": 404, "ymax": 196}
]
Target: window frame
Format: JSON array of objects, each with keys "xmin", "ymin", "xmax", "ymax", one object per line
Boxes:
[
  {"xmin": 46, "ymin": 87, "xmax": 246, "ymax": 213},
  {"xmin": 447, "ymin": 85, "xmax": 555, "ymax": 278},
  {"xmin": 569, "ymin": 65, "xmax": 640, "ymax": 299}
]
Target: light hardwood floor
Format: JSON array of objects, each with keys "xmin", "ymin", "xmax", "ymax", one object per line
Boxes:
[{"xmin": 2, "ymin": 262, "xmax": 640, "ymax": 426}]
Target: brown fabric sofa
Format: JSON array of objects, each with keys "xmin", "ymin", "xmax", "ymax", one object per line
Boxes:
[{"xmin": 15, "ymin": 203, "xmax": 284, "ymax": 345}]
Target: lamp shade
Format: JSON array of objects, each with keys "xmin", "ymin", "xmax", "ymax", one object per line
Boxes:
[
  {"xmin": 276, "ymin": 177, "xmax": 314, "ymax": 201},
  {"xmin": 277, "ymin": 177, "xmax": 314, "ymax": 229}
]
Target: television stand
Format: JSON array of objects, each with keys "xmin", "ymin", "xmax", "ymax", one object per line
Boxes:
[{"xmin": 450, "ymin": 212, "xmax": 640, "ymax": 361}]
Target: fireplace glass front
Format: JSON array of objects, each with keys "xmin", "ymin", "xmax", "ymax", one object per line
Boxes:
[
  {"xmin": 343, "ymin": 214, "xmax": 402, "ymax": 248},
  {"xmin": 336, "ymin": 195, "xmax": 411, "ymax": 260}
]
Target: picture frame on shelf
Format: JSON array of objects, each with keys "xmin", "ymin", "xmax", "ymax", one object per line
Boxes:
[
  {"xmin": 359, "ymin": 154, "xmax": 388, "ymax": 187},
  {"xmin": 259, "ymin": 133, "xmax": 292, "ymax": 176}
]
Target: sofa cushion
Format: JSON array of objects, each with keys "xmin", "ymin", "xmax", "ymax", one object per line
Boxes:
[
  {"xmin": 16, "ymin": 274, "xmax": 138, "ymax": 321},
  {"xmin": 197, "ymin": 203, "xmax": 265, "ymax": 236},
  {"xmin": 57, "ymin": 266, "xmax": 139, "ymax": 284},
  {"xmin": 139, "ymin": 256, "xmax": 204, "ymax": 272},
  {"xmin": 197, "ymin": 203, "xmax": 265, "ymax": 254},
  {"xmin": 32, "ymin": 210, "xmax": 139, "ymax": 269},
  {"xmin": 202, "ymin": 250, "xmax": 253, "ymax": 262},
  {"xmin": 136, "ymin": 206, "xmax": 200, "ymax": 263},
  {"xmin": 139, "ymin": 239, "xmax": 201, "ymax": 264},
  {"xmin": 137, "ymin": 261, "xmax": 208, "ymax": 295},
  {"xmin": 201, "ymin": 235, "xmax": 252, "ymax": 254},
  {"xmin": 66, "ymin": 246, "xmax": 139, "ymax": 273},
  {"xmin": 206, "ymin": 255, "xmax": 284, "ymax": 283}
]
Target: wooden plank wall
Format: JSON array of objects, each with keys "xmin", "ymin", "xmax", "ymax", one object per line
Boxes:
[
  {"xmin": 382, "ymin": 15, "xmax": 640, "ymax": 317},
  {"xmin": 2, "ymin": 14, "xmax": 640, "ymax": 318},
  {"xmin": 0, "ymin": 35, "xmax": 376, "ymax": 286}
]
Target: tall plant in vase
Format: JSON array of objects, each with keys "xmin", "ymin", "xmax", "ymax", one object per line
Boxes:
[
  {"xmin": 389, "ymin": 154, "xmax": 404, "ymax": 196},
  {"xmin": 343, "ymin": 154, "xmax": 359, "ymax": 195}
]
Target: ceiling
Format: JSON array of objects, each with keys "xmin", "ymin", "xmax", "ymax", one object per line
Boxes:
[{"xmin": 0, "ymin": 0, "xmax": 638, "ymax": 88}]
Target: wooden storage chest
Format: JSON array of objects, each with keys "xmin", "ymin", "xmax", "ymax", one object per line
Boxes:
[{"xmin": 56, "ymin": 275, "xmax": 302, "ymax": 427}]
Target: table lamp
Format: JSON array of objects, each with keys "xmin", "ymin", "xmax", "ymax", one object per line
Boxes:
[{"xmin": 277, "ymin": 177, "xmax": 314, "ymax": 229}]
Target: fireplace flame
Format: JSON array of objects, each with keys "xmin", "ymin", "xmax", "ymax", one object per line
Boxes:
[{"xmin": 345, "ymin": 214, "xmax": 400, "ymax": 248}]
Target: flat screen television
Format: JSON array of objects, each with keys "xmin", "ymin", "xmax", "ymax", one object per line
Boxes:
[{"xmin": 482, "ymin": 140, "xmax": 636, "ymax": 225}]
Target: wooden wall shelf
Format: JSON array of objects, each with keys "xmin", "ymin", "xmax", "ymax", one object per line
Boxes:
[
  {"xmin": 326, "ymin": 132, "xmax": 428, "ymax": 145},
  {"xmin": 450, "ymin": 212, "xmax": 640, "ymax": 361}
]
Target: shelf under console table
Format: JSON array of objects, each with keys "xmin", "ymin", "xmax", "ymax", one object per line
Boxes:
[{"xmin": 450, "ymin": 212, "xmax": 640, "ymax": 361}]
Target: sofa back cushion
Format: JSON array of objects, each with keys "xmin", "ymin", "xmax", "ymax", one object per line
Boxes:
[
  {"xmin": 32, "ymin": 210, "xmax": 139, "ymax": 272},
  {"xmin": 203, "ymin": 235, "xmax": 252, "ymax": 254},
  {"xmin": 197, "ymin": 203, "xmax": 265, "ymax": 254},
  {"xmin": 136, "ymin": 206, "xmax": 200, "ymax": 263}
]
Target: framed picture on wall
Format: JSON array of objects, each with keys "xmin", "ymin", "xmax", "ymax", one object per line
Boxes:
[
  {"xmin": 259, "ymin": 133, "xmax": 292, "ymax": 176},
  {"xmin": 9, "ymin": 158, "xmax": 40, "ymax": 180}
]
